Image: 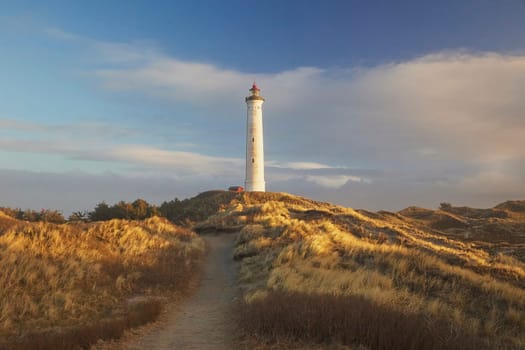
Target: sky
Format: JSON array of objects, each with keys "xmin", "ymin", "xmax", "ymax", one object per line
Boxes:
[{"xmin": 1, "ymin": 0, "xmax": 524, "ymax": 214}]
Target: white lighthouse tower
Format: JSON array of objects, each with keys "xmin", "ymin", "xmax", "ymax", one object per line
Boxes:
[{"xmin": 244, "ymin": 83, "xmax": 266, "ymax": 192}]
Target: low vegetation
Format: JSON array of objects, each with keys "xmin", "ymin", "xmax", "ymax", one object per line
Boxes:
[
  {"xmin": 0, "ymin": 207, "xmax": 65, "ymax": 224},
  {"xmin": 79, "ymin": 190, "xmax": 239, "ymax": 225},
  {"xmin": 0, "ymin": 212, "xmax": 205, "ymax": 349},
  {"xmin": 198, "ymin": 192, "xmax": 525, "ymax": 349},
  {"xmin": 2, "ymin": 191, "xmax": 239, "ymax": 226},
  {"xmin": 158, "ymin": 190, "xmax": 239, "ymax": 225}
]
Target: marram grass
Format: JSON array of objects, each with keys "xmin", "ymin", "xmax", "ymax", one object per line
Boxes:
[{"xmin": 0, "ymin": 213, "xmax": 205, "ymax": 349}]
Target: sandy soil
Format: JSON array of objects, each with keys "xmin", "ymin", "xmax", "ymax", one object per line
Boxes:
[{"xmin": 94, "ymin": 233, "xmax": 238, "ymax": 350}]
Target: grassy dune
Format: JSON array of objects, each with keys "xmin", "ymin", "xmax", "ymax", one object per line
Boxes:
[
  {"xmin": 0, "ymin": 212, "xmax": 205, "ymax": 349},
  {"xmin": 197, "ymin": 192, "xmax": 525, "ymax": 349}
]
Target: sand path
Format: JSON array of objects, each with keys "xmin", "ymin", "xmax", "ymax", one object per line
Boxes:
[{"xmin": 97, "ymin": 233, "xmax": 239, "ymax": 350}]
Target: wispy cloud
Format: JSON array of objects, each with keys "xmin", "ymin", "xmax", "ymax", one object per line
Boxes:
[
  {"xmin": 0, "ymin": 135, "xmax": 243, "ymax": 177},
  {"xmin": 0, "ymin": 134, "xmax": 365, "ymax": 188},
  {"xmin": 304, "ymin": 174, "xmax": 370, "ymax": 188},
  {"xmin": 0, "ymin": 118, "xmax": 139, "ymax": 139},
  {"xmin": 266, "ymin": 161, "xmax": 336, "ymax": 170},
  {"xmin": 103, "ymin": 145, "xmax": 244, "ymax": 176}
]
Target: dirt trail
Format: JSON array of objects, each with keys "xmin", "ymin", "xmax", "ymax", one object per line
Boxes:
[{"xmin": 99, "ymin": 233, "xmax": 238, "ymax": 350}]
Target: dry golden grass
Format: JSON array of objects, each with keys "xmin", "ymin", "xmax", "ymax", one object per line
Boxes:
[
  {"xmin": 0, "ymin": 216, "xmax": 205, "ymax": 349},
  {"xmin": 239, "ymin": 291, "xmax": 487, "ymax": 350},
  {"xmin": 199, "ymin": 192, "xmax": 525, "ymax": 348}
]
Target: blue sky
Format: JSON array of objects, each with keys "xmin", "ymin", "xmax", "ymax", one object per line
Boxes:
[{"xmin": 1, "ymin": 1, "xmax": 524, "ymax": 213}]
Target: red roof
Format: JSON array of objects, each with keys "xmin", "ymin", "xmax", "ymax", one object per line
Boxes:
[{"xmin": 251, "ymin": 82, "xmax": 259, "ymax": 91}]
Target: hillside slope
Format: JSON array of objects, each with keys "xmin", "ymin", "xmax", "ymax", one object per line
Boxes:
[
  {"xmin": 196, "ymin": 192, "xmax": 525, "ymax": 349},
  {"xmin": 0, "ymin": 216, "xmax": 205, "ymax": 350}
]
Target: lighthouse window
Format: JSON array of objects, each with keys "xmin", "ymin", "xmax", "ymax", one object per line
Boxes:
[
  {"xmin": 252, "ymin": 137, "xmax": 254, "ymax": 142},
  {"xmin": 252, "ymin": 158, "xmax": 254, "ymax": 163}
]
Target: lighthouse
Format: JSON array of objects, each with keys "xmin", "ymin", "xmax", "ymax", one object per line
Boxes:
[{"xmin": 245, "ymin": 83, "xmax": 266, "ymax": 192}]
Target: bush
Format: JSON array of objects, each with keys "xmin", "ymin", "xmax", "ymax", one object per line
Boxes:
[
  {"xmin": 88, "ymin": 199, "xmax": 158, "ymax": 222},
  {"xmin": 439, "ymin": 202, "xmax": 452, "ymax": 211}
]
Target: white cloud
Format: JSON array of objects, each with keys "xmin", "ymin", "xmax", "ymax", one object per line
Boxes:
[
  {"xmin": 0, "ymin": 136, "xmax": 243, "ymax": 177},
  {"xmin": 95, "ymin": 57, "xmax": 323, "ymax": 111},
  {"xmin": 348, "ymin": 52, "xmax": 525, "ymax": 161},
  {"xmin": 0, "ymin": 118, "xmax": 139, "ymax": 139},
  {"xmin": 106, "ymin": 145, "xmax": 243, "ymax": 176},
  {"xmin": 91, "ymin": 45, "xmax": 525, "ymax": 166},
  {"xmin": 305, "ymin": 174, "xmax": 370, "ymax": 188},
  {"xmin": 266, "ymin": 161, "xmax": 335, "ymax": 170}
]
